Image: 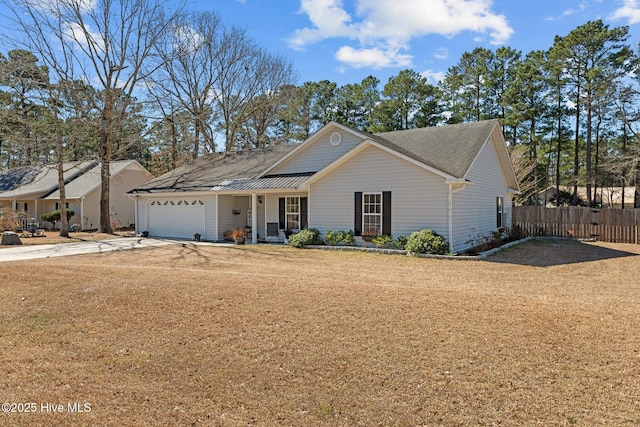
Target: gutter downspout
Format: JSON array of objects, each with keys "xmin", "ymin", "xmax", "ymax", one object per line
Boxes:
[
  {"xmin": 448, "ymin": 183, "xmax": 466, "ymax": 254},
  {"xmin": 215, "ymin": 194, "xmax": 219, "ymax": 242},
  {"xmin": 134, "ymin": 195, "xmax": 138, "ymax": 234},
  {"xmin": 251, "ymin": 193, "xmax": 258, "ymax": 244},
  {"xmin": 80, "ymin": 196, "xmax": 85, "ymax": 231}
]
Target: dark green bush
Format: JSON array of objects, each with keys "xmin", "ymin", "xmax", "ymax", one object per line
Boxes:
[
  {"xmin": 372, "ymin": 234, "xmax": 395, "ymax": 248},
  {"xmin": 324, "ymin": 229, "xmax": 338, "ymax": 246},
  {"xmin": 405, "ymin": 229, "xmax": 448, "ymax": 255},
  {"xmin": 394, "ymin": 235, "xmax": 408, "ymax": 250},
  {"xmin": 40, "ymin": 208, "xmax": 74, "ymax": 223},
  {"xmin": 288, "ymin": 228, "xmax": 322, "ymax": 248},
  {"xmin": 337, "ymin": 230, "xmax": 355, "ymax": 245},
  {"xmin": 324, "ymin": 229, "xmax": 355, "ymax": 246}
]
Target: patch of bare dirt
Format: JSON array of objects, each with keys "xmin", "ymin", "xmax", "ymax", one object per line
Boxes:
[{"xmin": 0, "ymin": 240, "xmax": 639, "ymax": 426}]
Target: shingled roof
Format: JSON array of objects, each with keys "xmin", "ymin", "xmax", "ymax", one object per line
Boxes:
[
  {"xmin": 130, "ymin": 120, "xmax": 502, "ymax": 194},
  {"xmin": 371, "ymin": 119, "xmax": 499, "ymax": 178},
  {"xmin": 45, "ymin": 160, "xmax": 146, "ymax": 199},
  {"xmin": 0, "ymin": 160, "xmax": 97, "ymax": 199},
  {"xmin": 129, "ymin": 144, "xmax": 300, "ymax": 194}
]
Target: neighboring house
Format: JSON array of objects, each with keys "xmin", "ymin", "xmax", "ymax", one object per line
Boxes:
[
  {"xmin": 538, "ymin": 185, "xmax": 637, "ymax": 209},
  {"xmin": 0, "ymin": 160, "xmax": 152, "ymax": 230},
  {"xmin": 129, "ymin": 120, "xmax": 519, "ymax": 252}
]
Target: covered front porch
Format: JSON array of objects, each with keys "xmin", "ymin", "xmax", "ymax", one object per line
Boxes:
[{"xmin": 216, "ymin": 192, "xmax": 308, "ymax": 244}]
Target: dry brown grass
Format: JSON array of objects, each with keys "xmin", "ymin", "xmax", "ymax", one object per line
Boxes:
[{"xmin": 1, "ymin": 239, "xmax": 639, "ymax": 426}]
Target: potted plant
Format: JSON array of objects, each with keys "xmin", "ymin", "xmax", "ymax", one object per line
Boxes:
[
  {"xmin": 231, "ymin": 227, "xmax": 246, "ymax": 245},
  {"xmin": 362, "ymin": 230, "xmax": 378, "ymax": 242}
]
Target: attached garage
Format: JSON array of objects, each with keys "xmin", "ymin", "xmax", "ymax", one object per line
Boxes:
[{"xmin": 147, "ymin": 199, "xmax": 205, "ymax": 239}]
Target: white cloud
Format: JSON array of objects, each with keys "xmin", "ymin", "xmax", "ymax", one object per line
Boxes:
[
  {"xmin": 354, "ymin": 0, "xmax": 513, "ymax": 44},
  {"xmin": 433, "ymin": 48, "xmax": 449, "ymax": 60},
  {"xmin": 610, "ymin": 0, "xmax": 640, "ymax": 24},
  {"xmin": 63, "ymin": 21, "xmax": 105, "ymax": 53},
  {"xmin": 173, "ymin": 24, "xmax": 205, "ymax": 55},
  {"xmin": 288, "ymin": 0, "xmax": 356, "ymax": 50},
  {"xmin": 29, "ymin": 0, "xmax": 97, "ymax": 15},
  {"xmin": 335, "ymin": 45, "xmax": 413, "ymax": 68},
  {"xmin": 422, "ymin": 69, "xmax": 446, "ymax": 84},
  {"xmin": 563, "ymin": 2, "xmax": 588, "ymax": 17},
  {"xmin": 288, "ymin": 0, "xmax": 514, "ymax": 69}
]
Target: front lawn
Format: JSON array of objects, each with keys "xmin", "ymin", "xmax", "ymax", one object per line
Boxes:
[{"xmin": 1, "ymin": 240, "xmax": 639, "ymax": 426}]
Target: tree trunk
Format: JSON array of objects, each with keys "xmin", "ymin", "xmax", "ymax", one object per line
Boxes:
[
  {"xmin": 57, "ymin": 159, "xmax": 69, "ymax": 238},
  {"xmin": 585, "ymin": 91, "xmax": 593, "ymax": 207},
  {"xmin": 99, "ymin": 115, "xmax": 113, "ymax": 234},
  {"xmin": 556, "ymin": 123, "xmax": 562, "ymax": 207},
  {"xmin": 193, "ymin": 115, "xmax": 201, "ymax": 160},
  {"xmin": 170, "ymin": 117, "xmax": 177, "ymax": 170},
  {"xmin": 531, "ymin": 119, "xmax": 538, "ymax": 205},
  {"xmin": 572, "ymin": 78, "xmax": 581, "ymax": 206},
  {"xmin": 99, "ymin": 154, "xmax": 112, "ymax": 233},
  {"xmin": 635, "ymin": 168, "xmax": 640, "ymax": 209}
]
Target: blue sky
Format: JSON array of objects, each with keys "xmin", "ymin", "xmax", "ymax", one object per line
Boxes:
[{"xmin": 188, "ymin": 0, "xmax": 640, "ymax": 87}]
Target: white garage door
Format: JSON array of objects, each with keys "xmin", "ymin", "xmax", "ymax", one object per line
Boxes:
[{"xmin": 148, "ymin": 199, "xmax": 205, "ymax": 239}]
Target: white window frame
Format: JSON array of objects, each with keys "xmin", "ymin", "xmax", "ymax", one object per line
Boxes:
[
  {"xmin": 285, "ymin": 196, "xmax": 300, "ymax": 230},
  {"xmin": 363, "ymin": 192, "xmax": 382, "ymax": 234},
  {"xmin": 55, "ymin": 202, "xmax": 70, "ymax": 210}
]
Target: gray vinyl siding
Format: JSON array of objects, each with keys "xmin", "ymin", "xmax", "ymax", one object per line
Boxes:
[
  {"xmin": 136, "ymin": 197, "xmax": 147, "ymax": 232},
  {"xmin": 269, "ymin": 132, "xmax": 364, "ymax": 175},
  {"xmin": 262, "ymin": 192, "xmax": 308, "ymax": 242},
  {"xmin": 452, "ymin": 137, "xmax": 511, "ymax": 252},
  {"xmin": 202, "ymin": 195, "xmax": 217, "ymax": 241},
  {"xmin": 217, "ymin": 195, "xmax": 250, "ymax": 240},
  {"xmin": 309, "ymin": 145, "xmax": 449, "ymax": 238}
]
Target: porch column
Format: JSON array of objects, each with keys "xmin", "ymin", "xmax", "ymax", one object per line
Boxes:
[
  {"xmin": 251, "ymin": 193, "xmax": 258, "ymax": 244},
  {"xmin": 80, "ymin": 197, "xmax": 85, "ymax": 230}
]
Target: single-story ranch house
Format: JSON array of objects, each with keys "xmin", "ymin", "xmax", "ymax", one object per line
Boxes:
[
  {"xmin": 0, "ymin": 160, "xmax": 151, "ymax": 230},
  {"xmin": 129, "ymin": 119, "xmax": 519, "ymax": 253}
]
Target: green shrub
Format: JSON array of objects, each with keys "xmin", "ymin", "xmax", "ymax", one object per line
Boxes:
[
  {"xmin": 324, "ymin": 229, "xmax": 337, "ymax": 245},
  {"xmin": 324, "ymin": 229, "xmax": 355, "ymax": 246},
  {"xmin": 394, "ymin": 235, "xmax": 408, "ymax": 250},
  {"xmin": 372, "ymin": 234, "xmax": 395, "ymax": 248},
  {"xmin": 337, "ymin": 230, "xmax": 355, "ymax": 245},
  {"xmin": 288, "ymin": 228, "xmax": 322, "ymax": 248},
  {"xmin": 40, "ymin": 208, "xmax": 75, "ymax": 223},
  {"xmin": 405, "ymin": 229, "xmax": 448, "ymax": 255}
]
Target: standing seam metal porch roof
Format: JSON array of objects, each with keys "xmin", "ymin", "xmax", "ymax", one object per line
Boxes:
[{"xmin": 210, "ymin": 173, "xmax": 314, "ymax": 192}]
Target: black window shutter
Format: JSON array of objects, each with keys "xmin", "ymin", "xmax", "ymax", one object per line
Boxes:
[
  {"xmin": 279, "ymin": 197, "xmax": 285, "ymax": 229},
  {"xmin": 300, "ymin": 197, "xmax": 308, "ymax": 229},
  {"xmin": 354, "ymin": 192, "xmax": 362, "ymax": 235},
  {"xmin": 382, "ymin": 191, "xmax": 391, "ymax": 235}
]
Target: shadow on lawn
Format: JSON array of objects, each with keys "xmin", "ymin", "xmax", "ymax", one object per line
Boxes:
[{"xmin": 486, "ymin": 239, "xmax": 640, "ymax": 267}]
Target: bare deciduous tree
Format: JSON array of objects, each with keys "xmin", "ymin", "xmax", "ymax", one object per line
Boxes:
[
  {"xmin": 152, "ymin": 11, "xmax": 294, "ymax": 153},
  {"xmin": 3, "ymin": 0, "xmax": 184, "ymax": 233}
]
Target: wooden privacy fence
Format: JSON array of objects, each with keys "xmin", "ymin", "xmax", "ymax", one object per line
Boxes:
[{"xmin": 512, "ymin": 206, "xmax": 640, "ymax": 244}]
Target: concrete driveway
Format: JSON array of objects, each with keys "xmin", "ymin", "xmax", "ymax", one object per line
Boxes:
[{"xmin": 0, "ymin": 237, "xmax": 181, "ymax": 262}]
